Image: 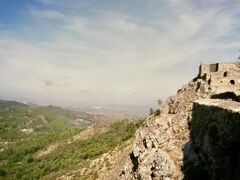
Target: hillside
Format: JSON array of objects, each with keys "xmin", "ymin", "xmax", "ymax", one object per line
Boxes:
[
  {"xmin": 0, "ymin": 100, "xmax": 97, "ymax": 144},
  {"xmin": 0, "ymin": 99, "xmax": 144, "ymax": 179}
]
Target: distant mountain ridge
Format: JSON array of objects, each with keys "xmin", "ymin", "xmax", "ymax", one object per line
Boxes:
[{"xmin": 0, "ymin": 99, "xmax": 29, "ymax": 108}]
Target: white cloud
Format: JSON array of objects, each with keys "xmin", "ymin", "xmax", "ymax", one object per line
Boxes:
[
  {"xmin": 31, "ymin": 9, "xmax": 66, "ymax": 19},
  {"xmin": 36, "ymin": 0, "xmax": 54, "ymax": 4},
  {"xmin": 0, "ymin": 0, "xmax": 240, "ymax": 106}
]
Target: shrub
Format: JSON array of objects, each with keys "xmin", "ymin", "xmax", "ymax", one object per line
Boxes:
[
  {"xmin": 0, "ymin": 169, "xmax": 7, "ymax": 176},
  {"xmin": 149, "ymin": 108, "xmax": 154, "ymax": 115},
  {"xmin": 154, "ymin": 109, "xmax": 161, "ymax": 116}
]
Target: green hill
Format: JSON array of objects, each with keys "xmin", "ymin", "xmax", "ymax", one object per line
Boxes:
[
  {"xmin": 0, "ymin": 100, "xmax": 95, "ymax": 143},
  {"xmin": 0, "ymin": 99, "xmax": 144, "ymax": 179},
  {"xmin": 0, "ymin": 100, "xmax": 28, "ymax": 108}
]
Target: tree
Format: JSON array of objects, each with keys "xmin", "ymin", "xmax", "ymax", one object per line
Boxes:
[
  {"xmin": 0, "ymin": 169, "xmax": 7, "ymax": 176},
  {"xmin": 149, "ymin": 108, "xmax": 154, "ymax": 115},
  {"xmin": 157, "ymin": 99, "xmax": 163, "ymax": 106},
  {"xmin": 154, "ymin": 109, "xmax": 161, "ymax": 116}
]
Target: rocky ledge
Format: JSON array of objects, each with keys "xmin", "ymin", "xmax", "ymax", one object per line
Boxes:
[{"xmin": 119, "ymin": 62, "xmax": 240, "ymax": 180}]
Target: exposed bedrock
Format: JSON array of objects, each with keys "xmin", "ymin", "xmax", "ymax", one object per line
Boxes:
[{"xmin": 119, "ymin": 62, "xmax": 240, "ymax": 180}]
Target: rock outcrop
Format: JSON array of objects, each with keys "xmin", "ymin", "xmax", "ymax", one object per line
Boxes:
[{"xmin": 119, "ymin": 62, "xmax": 240, "ymax": 180}]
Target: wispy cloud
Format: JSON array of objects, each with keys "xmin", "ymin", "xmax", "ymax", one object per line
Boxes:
[
  {"xmin": 31, "ymin": 9, "xmax": 66, "ymax": 19},
  {"xmin": 0, "ymin": 0, "xmax": 240, "ymax": 106}
]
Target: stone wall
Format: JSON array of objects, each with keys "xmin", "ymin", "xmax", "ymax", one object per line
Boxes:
[
  {"xmin": 186, "ymin": 99, "xmax": 240, "ymax": 180},
  {"xmin": 199, "ymin": 63, "xmax": 240, "ymax": 95}
]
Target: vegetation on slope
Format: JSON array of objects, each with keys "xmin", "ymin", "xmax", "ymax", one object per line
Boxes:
[
  {"xmin": 0, "ymin": 100, "xmax": 95, "ymax": 143},
  {"xmin": 0, "ymin": 100, "xmax": 144, "ymax": 179}
]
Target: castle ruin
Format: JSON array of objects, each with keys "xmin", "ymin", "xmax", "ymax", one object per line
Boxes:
[{"xmin": 199, "ymin": 62, "xmax": 240, "ymax": 95}]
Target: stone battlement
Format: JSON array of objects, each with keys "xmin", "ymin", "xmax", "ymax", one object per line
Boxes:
[{"xmin": 199, "ymin": 62, "xmax": 240, "ymax": 95}]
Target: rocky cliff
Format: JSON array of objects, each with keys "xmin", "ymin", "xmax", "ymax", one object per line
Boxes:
[{"xmin": 119, "ymin": 62, "xmax": 240, "ymax": 180}]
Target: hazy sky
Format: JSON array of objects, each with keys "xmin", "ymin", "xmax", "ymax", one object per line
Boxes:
[{"xmin": 0, "ymin": 0, "xmax": 240, "ymax": 107}]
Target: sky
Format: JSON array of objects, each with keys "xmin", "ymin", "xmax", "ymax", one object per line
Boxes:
[{"xmin": 0, "ymin": 0, "xmax": 240, "ymax": 107}]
